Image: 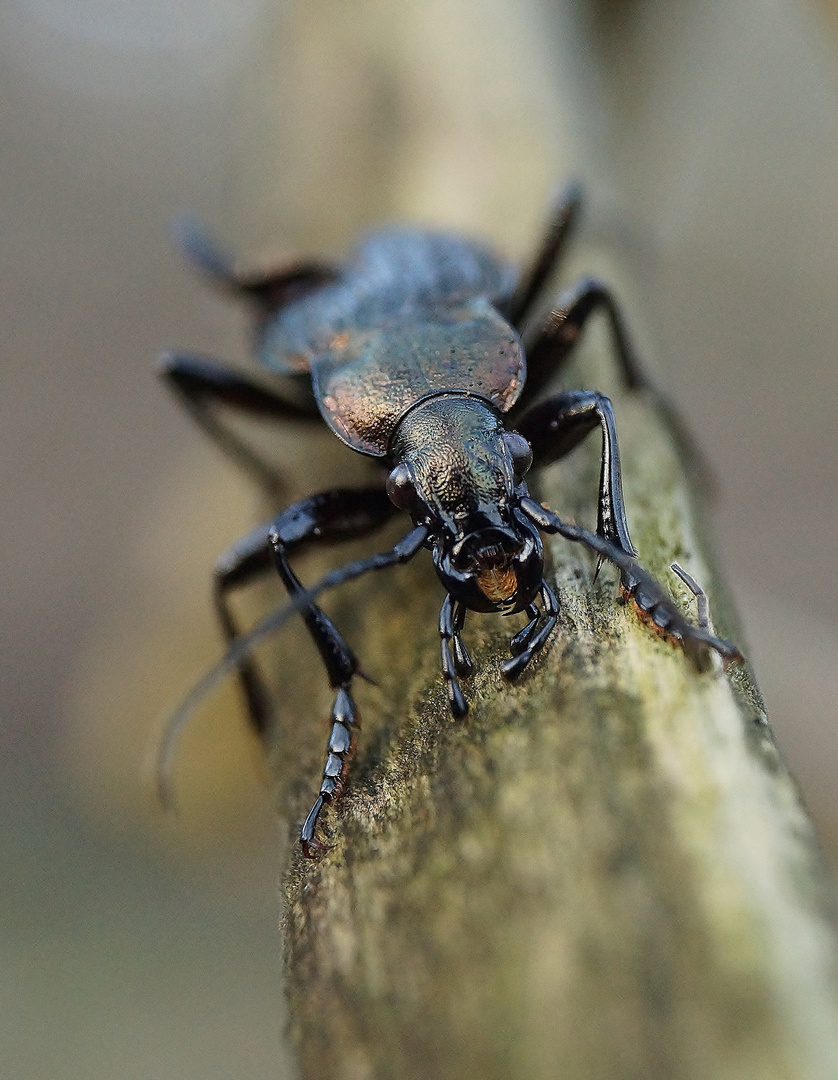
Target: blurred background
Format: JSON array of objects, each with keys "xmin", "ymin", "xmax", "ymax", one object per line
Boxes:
[{"xmin": 3, "ymin": 0, "xmax": 838, "ymax": 1076}]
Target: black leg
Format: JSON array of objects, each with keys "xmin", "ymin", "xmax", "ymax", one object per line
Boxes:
[
  {"xmin": 501, "ymin": 180, "xmax": 583, "ymax": 331},
  {"xmin": 213, "ymin": 522, "xmax": 277, "ymax": 735},
  {"xmin": 450, "ymin": 601, "xmax": 474, "ymax": 677},
  {"xmin": 519, "ymin": 497, "xmax": 742, "ymax": 671},
  {"xmin": 501, "ymin": 582, "xmax": 560, "ymax": 682},
  {"xmin": 265, "ymin": 488, "xmax": 402, "ymax": 856},
  {"xmin": 159, "ymin": 352, "xmax": 320, "ymax": 494},
  {"xmin": 439, "ymin": 582, "xmax": 560, "ymax": 716},
  {"xmin": 513, "ymin": 276, "xmax": 715, "ymax": 490},
  {"xmin": 515, "ymin": 389, "xmax": 637, "ymax": 559},
  {"xmin": 439, "ymin": 595, "xmax": 468, "ymax": 717},
  {"xmin": 170, "ymin": 213, "xmax": 336, "ymax": 312},
  {"xmin": 514, "ymin": 275, "xmax": 647, "ymax": 413}
]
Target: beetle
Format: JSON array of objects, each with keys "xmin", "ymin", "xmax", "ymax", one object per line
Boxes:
[{"xmin": 159, "ymin": 182, "xmax": 741, "ymax": 856}]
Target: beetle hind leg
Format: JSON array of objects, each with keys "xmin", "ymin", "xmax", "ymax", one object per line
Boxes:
[
  {"xmin": 170, "ymin": 213, "xmax": 336, "ymax": 310},
  {"xmin": 502, "ymin": 179, "xmax": 582, "ymax": 331}
]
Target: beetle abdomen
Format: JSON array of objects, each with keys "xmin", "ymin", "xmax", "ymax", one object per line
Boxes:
[{"xmin": 257, "ymin": 226, "xmax": 517, "ymax": 381}]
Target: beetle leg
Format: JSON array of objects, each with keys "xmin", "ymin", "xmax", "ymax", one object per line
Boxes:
[
  {"xmin": 160, "ymin": 352, "xmax": 319, "ymax": 494},
  {"xmin": 170, "ymin": 213, "xmax": 336, "ymax": 311},
  {"xmin": 299, "ymin": 687, "xmax": 360, "ymax": 858},
  {"xmin": 519, "ymin": 497, "xmax": 742, "ymax": 670},
  {"xmin": 501, "ymin": 179, "xmax": 582, "ymax": 331},
  {"xmin": 213, "ymin": 521, "xmax": 278, "ymax": 735},
  {"xmin": 502, "ymin": 583, "xmax": 560, "ymax": 682},
  {"xmin": 451, "ymin": 601, "xmax": 473, "ymax": 677},
  {"xmin": 508, "ymin": 602, "xmax": 541, "ymax": 656},
  {"xmin": 439, "ymin": 594, "xmax": 468, "ymax": 717},
  {"xmin": 513, "ymin": 278, "xmax": 715, "ymax": 491},
  {"xmin": 265, "ymin": 488, "xmax": 401, "ymax": 856},
  {"xmin": 515, "ymin": 276, "xmax": 646, "ymax": 409},
  {"xmin": 516, "ymin": 389, "xmax": 637, "ymax": 560}
]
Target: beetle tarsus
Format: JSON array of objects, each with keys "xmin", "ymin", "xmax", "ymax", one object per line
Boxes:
[
  {"xmin": 509, "ymin": 602, "xmax": 540, "ymax": 655},
  {"xmin": 298, "ymin": 684, "xmax": 360, "ymax": 855},
  {"xmin": 300, "ymin": 795, "xmax": 332, "ymax": 858}
]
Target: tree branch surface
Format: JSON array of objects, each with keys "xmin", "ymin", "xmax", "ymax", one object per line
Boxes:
[
  {"xmin": 275, "ymin": 345, "xmax": 838, "ymax": 1080},
  {"xmin": 225, "ymin": 6, "xmax": 838, "ymax": 1078}
]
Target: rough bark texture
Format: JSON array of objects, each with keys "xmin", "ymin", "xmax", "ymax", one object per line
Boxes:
[
  {"xmin": 220, "ymin": 4, "xmax": 838, "ymax": 1077},
  {"xmin": 273, "ymin": 344, "xmax": 838, "ymax": 1080}
]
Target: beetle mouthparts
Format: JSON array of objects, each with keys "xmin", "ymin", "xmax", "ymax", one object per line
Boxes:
[
  {"xmin": 465, "ymin": 531, "xmax": 521, "ymax": 603},
  {"xmin": 452, "ymin": 525, "xmax": 519, "ymax": 567},
  {"xmin": 476, "ymin": 563, "xmax": 518, "ymax": 603}
]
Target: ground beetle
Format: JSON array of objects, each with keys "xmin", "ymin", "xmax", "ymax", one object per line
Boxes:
[{"xmin": 159, "ymin": 182, "xmax": 741, "ymax": 856}]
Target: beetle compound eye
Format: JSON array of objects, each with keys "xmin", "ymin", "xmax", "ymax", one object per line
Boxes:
[
  {"xmin": 503, "ymin": 431, "xmax": 533, "ymax": 477},
  {"xmin": 386, "ymin": 463, "xmax": 418, "ymax": 510}
]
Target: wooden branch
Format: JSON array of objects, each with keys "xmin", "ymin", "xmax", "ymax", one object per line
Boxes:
[
  {"xmin": 274, "ymin": 359, "xmax": 838, "ymax": 1079},
  {"xmin": 224, "ymin": 5, "xmax": 838, "ymax": 1077}
]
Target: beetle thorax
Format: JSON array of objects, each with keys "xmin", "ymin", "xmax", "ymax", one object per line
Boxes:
[
  {"xmin": 389, "ymin": 394, "xmax": 543, "ymax": 614},
  {"xmin": 391, "ymin": 396, "xmax": 511, "ymax": 528}
]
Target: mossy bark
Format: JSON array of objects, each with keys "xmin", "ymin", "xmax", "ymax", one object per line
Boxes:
[
  {"xmin": 223, "ymin": 4, "xmax": 838, "ymax": 1077},
  {"xmin": 274, "ymin": 358, "xmax": 838, "ymax": 1080}
]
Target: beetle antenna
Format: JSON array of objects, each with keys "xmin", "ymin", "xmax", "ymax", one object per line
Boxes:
[{"xmin": 154, "ymin": 525, "xmax": 428, "ymax": 809}]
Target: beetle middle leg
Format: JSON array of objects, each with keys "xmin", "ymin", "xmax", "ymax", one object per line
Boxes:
[
  {"xmin": 514, "ymin": 275, "xmax": 713, "ymax": 487},
  {"xmin": 213, "ymin": 487, "xmax": 394, "ymax": 738},
  {"xmin": 212, "ymin": 487, "xmax": 400, "ymax": 852},
  {"xmin": 160, "ymin": 352, "xmax": 320, "ymax": 494},
  {"xmin": 514, "ymin": 276, "xmax": 647, "ymax": 411}
]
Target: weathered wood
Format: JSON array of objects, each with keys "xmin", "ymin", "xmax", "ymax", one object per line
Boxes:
[
  {"xmin": 275, "ymin": 345, "xmax": 838, "ymax": 1080},
  {"xmin": 220, "ymin": 3, "xmax": 838, "ymax": 1077}
]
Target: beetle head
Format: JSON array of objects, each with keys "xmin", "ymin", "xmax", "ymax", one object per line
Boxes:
[{"xmin": 388, "ymin": 394, "xmax": 543, "ymax": 613}]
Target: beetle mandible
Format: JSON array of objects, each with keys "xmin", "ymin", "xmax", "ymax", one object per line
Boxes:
[{"xmin": 160, "ymin": 182, "xmax": 741, "ymax": 856}]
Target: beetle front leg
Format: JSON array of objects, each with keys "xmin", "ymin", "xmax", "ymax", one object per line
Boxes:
[
  {"xmin": 516, "ymin": 389, "xmax": 637, "ymax": 560},
  {"xmin": 266, "ymin": 488, "xmax": 401, "ymax": 856},
  {"xmin": 439, "ymin": 594, "xmax": 468, "ymax": 717}
]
